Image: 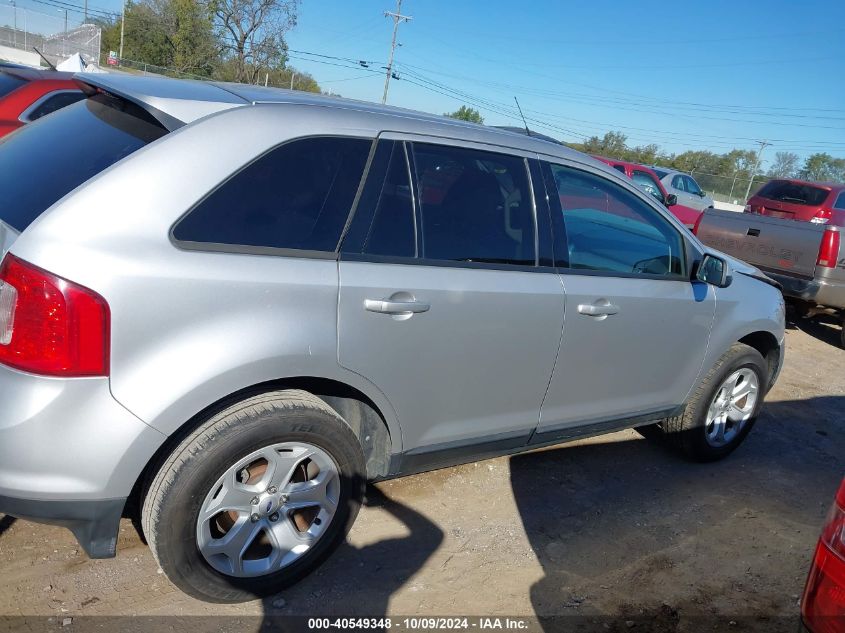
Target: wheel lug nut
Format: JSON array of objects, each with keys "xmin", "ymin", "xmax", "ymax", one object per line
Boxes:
[
  {"xmin": 268, "ymin": 486, "xmax": 278, "ymax": 494},
  {"xmin": 250, "ymin": 496, "xmax": 259, "ymax": 505},
  {"xmin": 281, "ymin": 494, "xmax": 289, "ymax": 503},
  {"xmin": 250, "ymin": 513, "xmax": 260, "ymax": 523},
  {"xmin": 269, "ymin": 512, "xmax": 280, "ymax": 522}
]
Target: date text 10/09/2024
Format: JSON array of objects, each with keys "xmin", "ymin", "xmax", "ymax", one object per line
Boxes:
[{"xmin": 307, "ymin": 618, "xmax": 531, "ymax": 630}]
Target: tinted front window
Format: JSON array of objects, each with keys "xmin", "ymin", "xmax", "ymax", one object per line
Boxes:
[
  {"xmin": 26, "ymin": 90, "xmax": 86, "ymax": 121},
  {"xmin": 756, "ymin": 180, "xmax": 830, "ymax": 206},
  {"xmin": 550, "ymin": 164, "xmax": 684, "ymax": 277},
  {"xmin": 411, "ymin": 143, "xmax": 535, "ymax": 265},
  {"xmin": 0, "ymin": 72, "xmax": 26, "ymax": 99},
  {"xmin": 0, "ymin": 95, "xmax": 167, "ymax": 232},
  {"xmin": 684, "ymin": 176, "xmax": 703, "ymax": 195},
  {"xmin": 174, "ymin": 137, "xmax": 371, "ymax": 252},
  {"xmin": 671, "ymin": 175, "xmax": 685, "ymax": 191}
]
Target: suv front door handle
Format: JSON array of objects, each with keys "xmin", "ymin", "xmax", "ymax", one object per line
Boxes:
[
  {"xmin": 364, "ymin": 298, "xmax": 431, "ymax": 315},
  {"xmin": 577, "ymin": 301, "xmax": 619, "ymax": 317}
]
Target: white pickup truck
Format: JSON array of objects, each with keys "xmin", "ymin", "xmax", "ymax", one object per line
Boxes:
[{"xmin": 695, "ymin": 209, "xmax": 845, "ymax": 347}]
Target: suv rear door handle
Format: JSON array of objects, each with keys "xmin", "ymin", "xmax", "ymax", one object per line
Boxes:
[
  {"xmin": 577, "ymin": 302, "xmax": 619, "ymax": 317},
  {"xmin": 364, "ymin": 298, "xmax": 431, "ymax": 315}
]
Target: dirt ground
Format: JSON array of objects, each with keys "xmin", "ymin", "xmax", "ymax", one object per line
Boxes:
[{"xmin": 1, "ymin": 317, "xmax": 843, "ymax": 632}]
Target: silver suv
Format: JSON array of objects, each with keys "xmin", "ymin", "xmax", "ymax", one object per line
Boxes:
[{"xmin": 0, "ymin": 75, "xmax": 785, "ymax": 603}]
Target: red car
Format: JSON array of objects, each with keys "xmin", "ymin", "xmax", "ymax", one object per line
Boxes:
[
  {"xmin": 802, "ymin": 475, "xmax": 845, "ymax": 632},
  {"xmin": 746, "ymin": 178, "xmax": 845, "ymax": 226},
  {"xmin": 0, "ymin": 64, "xmax": 84, "ymax": 138},
  {"xmin": 592, "ymin": 156, "xmax": 702, "ymax": 228}
]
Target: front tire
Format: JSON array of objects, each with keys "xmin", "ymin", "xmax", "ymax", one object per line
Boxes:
[
  {"xmin": 651, "ymin": 343, "xmax": 768, "ymax": 462},
  {"xmin": 141, "ymin": 390, "xmax": 366, "ymax": 603}
]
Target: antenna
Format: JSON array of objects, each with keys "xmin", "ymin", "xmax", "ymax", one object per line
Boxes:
[
  {"xmin": 33, "ymin": 47, "xmax": 57, "ymax": 71},
  {"xmin": 514, "ymin": 96, "xmax": 530, "ymax": 137}
]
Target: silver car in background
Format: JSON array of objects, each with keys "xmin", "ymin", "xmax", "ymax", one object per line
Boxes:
[
  {"xmin": 0, "ymin": 75, "xmax": 784, "ymax": 603},
  {"xmin": 654, "ymin": 166, "xmax": 715, "ymax": 211}
]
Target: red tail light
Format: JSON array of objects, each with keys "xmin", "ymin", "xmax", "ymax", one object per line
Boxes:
[
  {"xmin": 812, "ymin": 208, "xmax": 833, "ymax": 225},
  {"xmin": 692, "ymin": 212, "xmax": 704, "ymax": 236},
  {"xmin": 817, "ymin": 229, "xmax": 841, "ymax": 269},
  {"xmin": 0, "ymin": 254, "xmax": 109, "ymax": 376},
  {"xmin": 802, "ymin": 477, "xmax": 845, "ymax": 633}
]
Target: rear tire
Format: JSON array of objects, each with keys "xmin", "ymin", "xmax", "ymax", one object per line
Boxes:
[
  {"xmin": 649, "ymin": 343, "xmax": 767, "ymax": 462},
  {"xmin": 141, "ymin": 389, "xmax": 366, "ymax": 603}
]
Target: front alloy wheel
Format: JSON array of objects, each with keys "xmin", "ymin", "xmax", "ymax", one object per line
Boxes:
[{"xmin": 704, "ymin": 368, "xmax": 759, "ymax": 448}]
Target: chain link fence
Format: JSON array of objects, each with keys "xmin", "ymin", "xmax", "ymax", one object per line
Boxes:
[
  {"xmin": 0, "ymin": 6, "xmax": 101, "ymax": 67},
  {"xmin": 690, "ymin": 171, "xmax": 771, "ymax": 204},
  {"xmin": 115, "ymin": 58, "xmax": 210, "ymax": 81}
]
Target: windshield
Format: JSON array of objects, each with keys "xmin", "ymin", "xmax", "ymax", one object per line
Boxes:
[
  {"xmin": 0, "ymin": 94, "xmax": 167, "ymax": 232},
  {"xmin": 756, "ymin": 180, "xmax": 830, "ymax": 206}
]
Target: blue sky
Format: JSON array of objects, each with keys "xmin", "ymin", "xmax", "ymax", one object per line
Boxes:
[{"xmin": 7, "ymin": 0, "xmax": 845, "ymax": 168}]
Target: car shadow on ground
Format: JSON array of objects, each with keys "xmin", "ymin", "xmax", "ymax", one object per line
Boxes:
[
  {"xmin": 510, "ymin": 395, "xmax": 844, "ymax": 632},
  {"xmin": 260, "ymin": 484, "xmax": 444, "ymax": 620},
  {"xmin": 0, "ymin": 515, "xmax": 15, "ymax": 535},
  {"xmin": 788, "ymin": 313, "xmax": 843, "ymax": 349}
]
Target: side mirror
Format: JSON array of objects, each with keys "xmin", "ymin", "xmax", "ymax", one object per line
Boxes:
[
  {"xmin": 695, "ymin": 254, "xmax": 732, "ymax": 288},
  {"xmin": 666, "ymin": 193, "xmax": 678, "ymax": 206},
  {"xmin": 697, "ymin": 191, "xmax": 706, "ymax": 197}
]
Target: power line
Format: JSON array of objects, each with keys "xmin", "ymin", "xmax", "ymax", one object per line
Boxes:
[{"xmin": 27, "ymin": 0, "xmax": 115, "ymax": 19}]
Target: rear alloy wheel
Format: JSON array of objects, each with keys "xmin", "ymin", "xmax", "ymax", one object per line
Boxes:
[
  {"xmin": 142, "ymin": 390, "xmax": 365, "ymax": 603},
  {"xmin": 196, "ymin": 442, "xmax": 341, "ymax": 578}
]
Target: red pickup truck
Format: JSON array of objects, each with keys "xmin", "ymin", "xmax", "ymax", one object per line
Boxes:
[{"xmin": 592, "ymin": 156, "xmax": 702, "ymax": 228}]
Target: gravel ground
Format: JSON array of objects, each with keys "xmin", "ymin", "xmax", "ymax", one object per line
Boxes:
[{"xmin": 0, "ymin": 319, "xmax": 843, "ymax": 632}]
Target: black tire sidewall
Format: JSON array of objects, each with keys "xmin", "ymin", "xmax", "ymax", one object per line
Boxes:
[
  {"xmin": 687, "ymin": 349, "xmax": 767, "ymax": 461},
  {"xmin": 151, "ymin": 404, "xmax": 365, "ymax": 603}
]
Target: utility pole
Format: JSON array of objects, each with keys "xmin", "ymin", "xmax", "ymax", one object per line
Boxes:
[
  {"xmin": 119, "ymin": 0, "xmax": 125, "ymax": 61},
  {"xmin": 743, "ymin": 140, "xmax": 771, "ymax": 201},
  {"xmin": 84, "ymin": 0, "xmax": 87, "ymax": 22},
  {"xmin": 290, "ymin": 71, "xmax": 296, "ymax": 90},
  {"xmin": 381, "ymin": 0, "xmax": 411, "ymax": 104}
]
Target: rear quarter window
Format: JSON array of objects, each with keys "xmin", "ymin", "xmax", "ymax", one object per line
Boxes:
[
  {"xmin": 0, "ymin": 95, "xmax": 167, "ymax": 232},
  {"xmin": 172, "ymin": 137, "xmax": 373, "ymax": 253}
]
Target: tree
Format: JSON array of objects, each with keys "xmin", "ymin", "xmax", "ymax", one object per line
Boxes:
[
  {"xmin": 799, "ymin": 153, "xmax": 845, "ymax": 183},
  {"xmin": 581, "ymin": 131, "xmax": 628, "ymax": 158},
  {"xmin": 767, "ymin": 152, "xmax": 800, "ymax": 179},
  {"xmin": 210, "ymin": 0, "xmax": 299, "ymax": 84},
  {"xmin": 444, "ymin": 106, "xmax": 484, "ymax": 124},
  {"xmin": 100, "ymin": 0, "xmax": 217, "ymax": 75}
]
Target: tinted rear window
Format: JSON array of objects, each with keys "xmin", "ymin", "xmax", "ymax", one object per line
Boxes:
[
  {"xmin": 756, "ymin": 180, "xmax": 830, "ymax": 206},
  {"xmin": 652, "ymin": 168, "xmax": 669, "ymax": 179},
  {"xmin": 0, "ymin": 72, "xmax": 26, "ymax": 99},
  {"xmin": 0, "ymin": 94, "xmax": 167, "ymax": 232}
]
